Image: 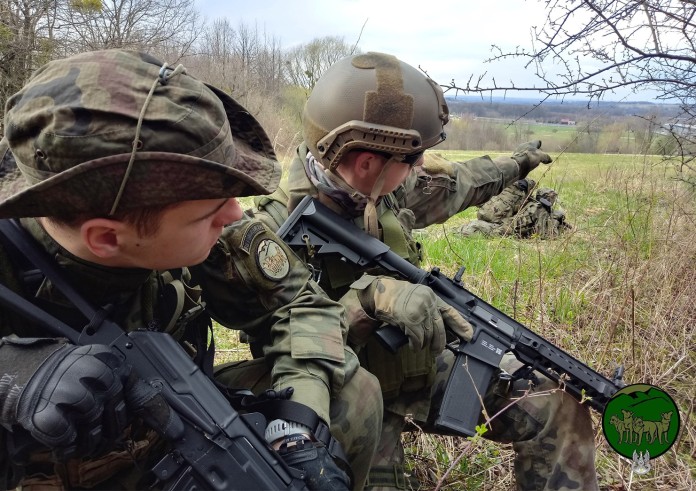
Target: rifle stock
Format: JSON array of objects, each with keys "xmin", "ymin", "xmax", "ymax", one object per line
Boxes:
[
  {"xmin": 0, "ymin": 219, "xmax": 306, "ymax": 491},
  {"xmin": 277, "ymin": 196, "xmax": 626, "ymax": 437}
]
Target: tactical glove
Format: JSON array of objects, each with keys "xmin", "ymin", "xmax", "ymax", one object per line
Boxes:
[
  {"xmin": 0, "ymin": 337, "xmax": 131, "ymax": 459},
  {"xmin": 266, "ymin": 419, "xmax": 351, "ymax": 491},
  {"xmin": 511, "ymin": 140, "xmax": 552, "ymax": 178},
  {"xmin": 342, "ymin": 275, "xmax": 474, "ymax": 352},
  {"xmin": 277, "ymin": 437, "xmax": 351, "ymax": 490}
]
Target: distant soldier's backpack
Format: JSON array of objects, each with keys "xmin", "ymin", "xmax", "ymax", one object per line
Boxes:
[{"xmin": 477, "ymin": 179, "xmax": 535, "ymax": 223}]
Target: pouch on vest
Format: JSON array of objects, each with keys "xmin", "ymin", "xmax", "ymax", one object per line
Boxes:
[{"xmin": 358, "ymin": 337, "xmax": 436, "ymax": 401}]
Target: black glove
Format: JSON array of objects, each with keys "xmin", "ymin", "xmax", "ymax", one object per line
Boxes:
[
  {"xmin": 265, "ymin": 417, "xmax": 351, "ymax": 491},
  {"xmin": 511, "ymin": 140, "xmax": 552, "ymax": 178},
  {"xmin": 0, "ymin": 337, "xmax": 131, "ymax": 459},
  {"xmin": 277, "ymin": 436, "xmax": 351, "ymax": 491}
]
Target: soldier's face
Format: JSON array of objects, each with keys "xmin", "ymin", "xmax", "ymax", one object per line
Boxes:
[
  {"xmin": 119, "ymin": 197, "xmax": 243, "ymax": 269},
  {"xmin": 357, "ymin": 153, "xmax": 419, "ymax": 196},
  {"xmin": 380, "ymin": 158, "xmax": 417, "ymax": 195}
]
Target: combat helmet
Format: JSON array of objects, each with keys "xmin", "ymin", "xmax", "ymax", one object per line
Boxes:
[
  {"xmin": 536, "ymin": 188, "xmax": 558, "ymax": 207},
  {"xmin": 303, "ymin": 52, "xmax": 450, "ymax": 171},
  {"xmin": 0, "ymin": 49, "xmax": 280, "ymax": 219}
]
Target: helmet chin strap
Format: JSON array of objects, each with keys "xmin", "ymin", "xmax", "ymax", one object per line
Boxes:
[{"xmin": 364, "ymin": 159, "xmax": 395, "ymax": 238}]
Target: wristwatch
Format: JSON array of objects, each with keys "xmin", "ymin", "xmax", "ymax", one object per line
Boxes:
[{"xmin": 264, "ymin": 419, "xmax": 312, "ymax": 445}]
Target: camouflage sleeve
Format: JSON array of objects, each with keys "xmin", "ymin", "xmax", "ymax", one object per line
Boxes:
[
  {"xmin": 196, "ymin": 214, "xmax": 359, "ymax": 424},
  {"xmin": 398, "ymin": 152, "xmax": 521, "ymax": 228}
]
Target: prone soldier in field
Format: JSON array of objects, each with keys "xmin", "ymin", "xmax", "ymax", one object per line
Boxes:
[
  {"xmin": 456, "ymin": 178, "xmax": 536, "ymax": 237},
  {"xmin": 458, "ymin": 182, "xmax": 572, "ymax": 239},
  {"xmin": 0, "ymin": 49, "xmax": 383, "ymax": 490},
  {"xmin": 251, "ymin": 52, "xmax": 599, "ymax": 490}
]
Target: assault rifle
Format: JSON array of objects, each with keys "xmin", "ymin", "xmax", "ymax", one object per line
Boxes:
[
  {"xmin": 277, "ymin": 196, "xmax": 626, "ymax": 437},
  {"xmin": 0, "ymin": 219, "xmax": 307, "ymax": 491}
]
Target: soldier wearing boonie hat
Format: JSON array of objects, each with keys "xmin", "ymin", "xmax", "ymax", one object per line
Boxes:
[
  {"xmin": 0, "ymin": 49, "xmax": 381, "ymax": 490},
  {"xmin": 252, "ymin": 52, "xmax": 598, "ymax": 491}
]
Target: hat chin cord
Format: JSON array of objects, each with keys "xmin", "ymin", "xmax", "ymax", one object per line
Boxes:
[{"xmin": 109, "ymin": 62, "xmax": 187, "ymax": 216}]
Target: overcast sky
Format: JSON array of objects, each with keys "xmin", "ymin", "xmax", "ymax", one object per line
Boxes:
[{"xmin": 193, "ymin": 0, "xmax": 651, "ymax": 102}]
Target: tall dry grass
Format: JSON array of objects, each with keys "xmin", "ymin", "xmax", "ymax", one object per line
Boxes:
[{"xmin": 406, "ymin": 152, "xmax": 695, "ymax": 490}]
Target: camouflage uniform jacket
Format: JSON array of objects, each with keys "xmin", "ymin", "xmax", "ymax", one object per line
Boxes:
[
  {"xmin": 0, "ymin": 215, "xmax": 356, "ymax": 489},
  {"xmin": 254, "ymin": 143, "xmax": 523, "ymax": 298}
]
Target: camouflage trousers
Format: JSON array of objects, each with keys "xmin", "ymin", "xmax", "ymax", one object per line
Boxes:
[
  {"xmin": 214, "ymin": 357, "xmax": 383, "ymax": 491},
  {"xmin": 369, "ymin": 351, "xmax": 598, "ymax": 491}
]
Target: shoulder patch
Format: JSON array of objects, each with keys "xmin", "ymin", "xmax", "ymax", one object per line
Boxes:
[
  {"xmin": 256, "ymin": 238, "xmax": 290, "ymax": 281},
  {"xmin": 240, "ymin": 221, "xmax": 266, "ymax": 254}
]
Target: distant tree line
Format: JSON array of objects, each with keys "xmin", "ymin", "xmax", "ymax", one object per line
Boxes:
[
  {"xmin": 439, "ymin": 97, "xmax": 684, "ymax": 155},
  {"xmin": 1, "ymin": 0, "xmax": 689, "ymax": 163},
  {"xmin": 0, "ymin": 0, "xmax": 361, "ymax": 157},
  {"xmin": 444, "ymin": 0, "xmax": 696, "ymax": 186}
]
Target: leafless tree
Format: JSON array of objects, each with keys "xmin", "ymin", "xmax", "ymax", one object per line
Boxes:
[
  {"xmin": 446, "ymin": 0, "xmax": 696, "ymax": 185},
  {"xmin": 0, "ymin": 0, "xmax": 201, "ymax": 133},
  {"xmin": 189, "ymin": 19, "xmax": 299, "ymax": 158},
  {"xmin": 0, "ymin": 0, "xmax": 58, "ymax": 132},
  {"xmin": 283, "ymin": 36, "xmax": 358, "ymax": 92},
  {"xmin": 55, "ymin": 0, "xmax": 201, "ymax": 59}
]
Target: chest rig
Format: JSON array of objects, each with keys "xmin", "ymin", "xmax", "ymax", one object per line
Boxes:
[{"xmin": 317, "ymin": 196, "xmax": 421, "ymax": 298}]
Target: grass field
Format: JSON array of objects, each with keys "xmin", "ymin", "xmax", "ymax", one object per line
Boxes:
[{"xmin": 217, "ymin": 151, "xmax": 695, "ymax": 490}]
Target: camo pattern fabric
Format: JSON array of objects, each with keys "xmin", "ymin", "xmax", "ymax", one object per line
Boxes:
[
  {"xmin": 195, "ymin": 213, "xmax": 385, "ymax": 490},
  {"xmin": 367, "ymin": 351, "xmax": 599, "ymax": 491},
  {"xmin": 198, "ymin": 213, "xmax": 370, "ymax": 424},
  {"xmin": 456, "ymin": 218, "xmax": 513, "ymax": 237},
  {"xmin": 214, "ymin": 358, "xmax": 383, "ymax": 491},
  {"xmin": 451, "ymin": 351, "xmax": 598, "ymax": 491},
  {"xmin": 477, "ymin": 180, "xmax": 535, "ymax": 223},
  {"xmin": 0, "ymin": 215, "xmax": 381, "ymax": 490},
  {"xmin": 252, "ymin": 144, "xmax": 524, "ymax": 415},
  {"xmin": 458, "ymin": 184, "xmax": 571, "ymax": 239},
  {"xmin": 0, "ymin": 49, "xmax": 281, "ymax": 219},
  {"xmin": 511, "ymin": 201, "xmax": 569, "ymax": 239}
]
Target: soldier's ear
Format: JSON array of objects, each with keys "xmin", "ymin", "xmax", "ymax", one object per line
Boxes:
[
  {"xmin": 353, "ymin": 151, "xmax": 384, "ymax": 179},
  {"xmin": 80, "ymin": 218, "xmax": 126, "ymax": 259}
]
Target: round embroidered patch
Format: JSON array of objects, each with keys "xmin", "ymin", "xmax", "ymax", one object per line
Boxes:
[{"xmin": 256, "ymin": 238, "xmax": 290, "ymax": 281}]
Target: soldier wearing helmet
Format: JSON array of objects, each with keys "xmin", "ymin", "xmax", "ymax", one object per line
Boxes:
[
  {"xmin": 252, "ymin": 51, "xmax": 597, "ymax": 491},
  {"xmin": 0, "ymin": 49, "xmax": 383, "ymax": 490}
]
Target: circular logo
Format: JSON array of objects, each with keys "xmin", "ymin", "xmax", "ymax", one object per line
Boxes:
[
  {"xmin": 602, "ymin": 384, "xmax": 680, "ymax": 462},
  {"xmin": 256, "ymin": 238, "xmax": 290, "ymax": 281}
]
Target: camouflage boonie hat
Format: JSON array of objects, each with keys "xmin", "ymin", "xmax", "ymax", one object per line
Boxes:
[{"xmin": 0, "ymin": 49, "xmax": 281, "ymax": 218}]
